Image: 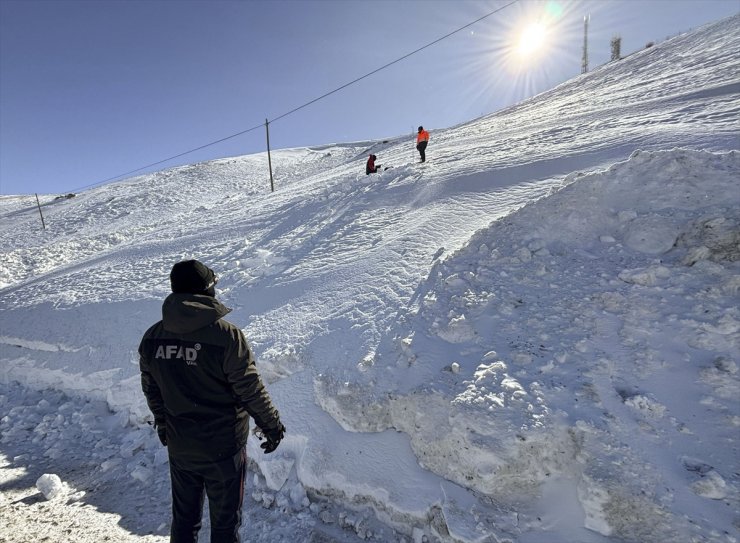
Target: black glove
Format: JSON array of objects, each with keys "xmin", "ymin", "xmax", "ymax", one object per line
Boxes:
[
  {"xmin": 156, "ymin": 422, "xmax": 167, "ymax": 447},
  {"xmin": 259, "ymin": 422, "xmax": 285, "ymax": 454}
]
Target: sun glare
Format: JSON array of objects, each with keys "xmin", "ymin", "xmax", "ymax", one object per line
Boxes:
[
  {"xmin": 516, "ymin": 21, "xmax": 548, "ymax": 60},
  {"xmin": 468, "ymin": 0, "xmax": 620, "ymax": 114}
]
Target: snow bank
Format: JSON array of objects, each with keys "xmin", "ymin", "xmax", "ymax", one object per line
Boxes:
[{"xmin": 340, "ymin": 148, "xmax": 740, "ymax": 540}]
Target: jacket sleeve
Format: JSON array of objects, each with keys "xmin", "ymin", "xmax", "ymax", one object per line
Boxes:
[
  {"xmin": 139, "ymin": 338, "xmax": 166, "ymax": 427},
  {"xmin": 223, "ymin": 327, "xmax": 281, "ymax": 431}
]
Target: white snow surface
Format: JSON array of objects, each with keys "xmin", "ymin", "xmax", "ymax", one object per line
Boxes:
[{"xmin": 1, "ymin": 15, "xmax": 739, "ymax": 543}]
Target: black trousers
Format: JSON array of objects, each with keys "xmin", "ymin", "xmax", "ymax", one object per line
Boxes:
[
  {"xmin": 168, "ymin": 448, "xmax": 247, "ymax": 543},
  {"xmin": 416, "ymin": 141, "xmax": 428, "ymax": 162}
]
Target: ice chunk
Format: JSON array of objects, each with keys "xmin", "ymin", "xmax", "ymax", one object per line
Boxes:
[{"xmin": 36, "ymin": 473, "xmax": 66, "ymax": 500}]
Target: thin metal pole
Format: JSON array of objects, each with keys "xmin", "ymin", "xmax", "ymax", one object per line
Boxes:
[
  {"xmin": 265, "ymin": 119, "xmax": 275, "ymax": 193},
  {"xmin": 35, "ymin": 193, "xmax": 46, "ymax": 230},
  {"xmin": 582, "ymin": 15, "xmax": 589, "ymax": 74}
]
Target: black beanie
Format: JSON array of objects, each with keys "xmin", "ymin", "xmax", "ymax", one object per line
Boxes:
[{"xmin": 170, "ymin": 260, "xmax": 217, "ymax": 296}]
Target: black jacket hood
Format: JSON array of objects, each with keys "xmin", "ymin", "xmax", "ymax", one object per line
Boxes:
[{"xmin": 161, "ymin": 292, "xmax": 231, "ymax": 334}]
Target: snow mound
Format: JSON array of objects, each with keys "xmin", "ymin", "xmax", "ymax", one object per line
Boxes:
[{"xmin": 324, "ymin": 148, "xmax": 740, "ymax": 540}]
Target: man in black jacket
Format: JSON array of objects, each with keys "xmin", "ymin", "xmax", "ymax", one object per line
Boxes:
[{"xmin": 139, "ymin": 259, "xmax": 285, "ymax": 543}]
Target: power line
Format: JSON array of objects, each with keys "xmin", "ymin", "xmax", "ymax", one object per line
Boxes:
[
  {"xmin": 71, "ymin": 0, "xmax": 518, "ymax": 193},
  {"xmin": 68, "ymin": 123, "xmax": 264, "ymax": 192},
  {"xmin": 271, "ymin": 0, "xmax": 518, "ymax": 124}
]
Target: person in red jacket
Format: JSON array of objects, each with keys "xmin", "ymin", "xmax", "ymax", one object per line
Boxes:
[
  {"xmin": 416, "ymin": 126, "xmax": 430, "ymax": 163},
  {"xmin": 366, "ymin": 154, "xmax": 381, "ymax": 174}
]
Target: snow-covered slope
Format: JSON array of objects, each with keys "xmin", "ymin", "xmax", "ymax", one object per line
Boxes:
[{"xmin": 1, "ymin": 14, "xmax": 738, "ymax": 543}]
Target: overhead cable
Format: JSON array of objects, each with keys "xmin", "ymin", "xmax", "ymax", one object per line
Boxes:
[
  {"xmin": 71, "ymin": 0, "xmax": 518, "ymax": 193},
  {"xmin": 68, "ymin": 123, "xmax": 264, "ymax": 192},
  {"xmin": 271, "ymin": 0, "xmax": 518, "ymax": 124}
]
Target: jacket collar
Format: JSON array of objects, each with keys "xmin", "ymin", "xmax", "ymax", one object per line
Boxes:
[{"xmin": 161, "ymin": 292, "xmax": 231, "ymax": 334}]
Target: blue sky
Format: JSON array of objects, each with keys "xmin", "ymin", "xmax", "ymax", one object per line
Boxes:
[{"xmin": 1, "ymin": 0, "xmax": 737, "ymax": 195}]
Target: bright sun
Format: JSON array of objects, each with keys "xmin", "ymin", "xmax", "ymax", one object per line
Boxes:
[{"xmin": 515, "ymin": 21, "xmax": 549, "ymax": 61}]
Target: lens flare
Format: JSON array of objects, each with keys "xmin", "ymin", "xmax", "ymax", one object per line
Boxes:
[{"xmin": 545, "ymin": 0, "xmax": 564, "ymax": 18}]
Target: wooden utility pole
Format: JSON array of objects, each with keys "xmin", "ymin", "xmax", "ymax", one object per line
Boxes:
[
  {"xmin": 265, "ymin": 119, "xmax": 275, "ymax": 192},
  {"xmin": 35, "ymin": 193, "xmax": 46, "ymax": 230}
]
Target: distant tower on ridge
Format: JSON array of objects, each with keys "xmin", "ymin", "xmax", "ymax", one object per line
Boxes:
[
  {"xmin": 611, "ymin": 35, "xmax": 622, "ymax": 61},
  {"xmin": 582, "ymin": 15, "xmax": 590, "ymax": 73}
]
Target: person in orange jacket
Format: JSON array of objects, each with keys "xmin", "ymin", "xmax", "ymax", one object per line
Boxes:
[{"xmin": 416, "ymin": 126, "xmax": 430, "ymax": 163}]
